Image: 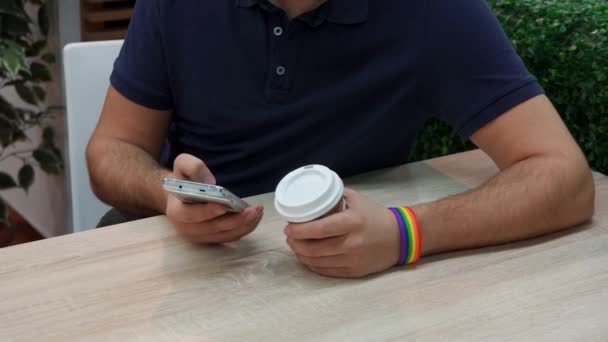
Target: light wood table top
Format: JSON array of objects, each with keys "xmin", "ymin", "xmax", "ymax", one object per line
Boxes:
[{"xmin": 1, "ymin": 150, "xmax": 607, "ymax": 341}]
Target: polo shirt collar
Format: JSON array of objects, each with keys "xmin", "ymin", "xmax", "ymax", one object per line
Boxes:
[{"xmin": 235, "ymin": 0, "xmax": 368, "ymax": 25}]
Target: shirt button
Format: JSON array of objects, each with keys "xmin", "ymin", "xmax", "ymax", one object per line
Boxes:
[
  {"xmin": 276, "ymin": 66, "xmax": 286, "ymax": 76},
  {"xmin": 273, "ymin": 26, "xmax": 284, "ymax": 36}
]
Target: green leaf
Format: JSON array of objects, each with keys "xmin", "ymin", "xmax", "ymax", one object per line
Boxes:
[
  {"xmin": 41, "ymin": 52, "xmax": 55, "ymax": 64},
  {"xmin": 32, "ymin": 85, "xmax": 46, "ymax": 102},
  {"xmin": 17, "ymin": 68, "xmax": 32, "ymax": 80},
  {"xmin": 42, "ymin": 126, "xmax": 54, "ymax": 144},
  {"xmin": 0, "ymin": 95, "xmax": 17, "ymax": 119},
  {"xmin": 29, "ymin": 62, "xmax": 52, "ymax": 82},
  {"xmin": 0, "ymin": 41, "xmax": 27, "ymax": 76},
  {"xmin": 0, "ymin": 114, "xmax": 25, "ymax": 147},
  {"xmin": 15, "ymin": 83, "xmax": 37, "ymax": 105},
  {"xmin": 26, "ymin": 40, "xmax": 47, "ymax": 57},
  {"xmin": 0, "ymin": 121, "xmax": 15, "ymax": 147},
  {"xmin": 0, "ymin": 128, "xmax": 27, "ymax": 147},
  {"xmin": 38, "ymin": 2, "xmax": 49, "ymax": 36},
  {"xmin": 0, "ymin": 172, "xmax": 18, "ymax": 190},
  {"xmin": 33, "ymin": 148, "xmax": 62, "ymax": 175},
  {"xmin": 11, "ymin": 129, "xmax": 27, "ymax": 143},
  {"xmin": 0, "ymin": 14, "xmax": 30, "ymax": 37},
  {"xmin": 0, "ymin": 0, "xmax": 28, "ymax": 19},
  {"xmin": 18, "ymin": 164, "xmax": 34, "ymax": 191}
]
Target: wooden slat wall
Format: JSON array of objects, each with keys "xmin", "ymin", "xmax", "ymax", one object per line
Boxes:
[{"xmin": 81, "ymin": 0, "xmax": 135, "ymax": 41}]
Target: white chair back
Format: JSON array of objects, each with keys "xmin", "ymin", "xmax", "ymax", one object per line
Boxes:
[{"xmin": 63, "ymin": 40, "xmax": 123, "ymax": 232}]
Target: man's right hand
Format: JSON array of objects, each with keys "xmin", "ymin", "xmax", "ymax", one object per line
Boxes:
[{"xmin": 165, "ymin": 154, "xmax": 264, "ymax": 244}]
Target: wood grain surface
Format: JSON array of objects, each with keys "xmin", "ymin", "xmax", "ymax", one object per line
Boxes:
[{"xmin": 1, "ymin": 150, "xmax": 606, "ymax": 341}]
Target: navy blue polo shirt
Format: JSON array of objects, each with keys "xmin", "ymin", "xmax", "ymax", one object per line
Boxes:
[{"xmin": 111, "ymin": 0, "xmax": 544, "ymax": 197}]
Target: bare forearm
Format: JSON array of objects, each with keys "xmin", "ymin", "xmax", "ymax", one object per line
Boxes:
[
  {"xmin": 416, "ymin": 155, "xmax": 595, "ymax": 255},
  {"xmin": 87, "ymin": 139, "xmax": 170, "ymax": 216}
]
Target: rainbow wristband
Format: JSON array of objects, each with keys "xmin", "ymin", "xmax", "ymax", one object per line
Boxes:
[{"xmin": 388, "ymin": 206, "xmax": 422, "ymax": 266}]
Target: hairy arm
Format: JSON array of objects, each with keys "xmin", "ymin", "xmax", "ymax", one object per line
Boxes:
[
  {"xmin": 87, "ymin": 86, "xmax": 171, "ymax": 215},
  {"xmin": 282, "ymin": 96, "xmax": 595, "ymax": 278},
  {"xmin": 418, "ymin": 95, "xmax": 595, "ymax": 255}
]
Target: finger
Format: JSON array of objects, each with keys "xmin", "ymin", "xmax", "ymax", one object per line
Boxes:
[
  {"xmin": 207, "ymin": 206, "xmax": 263, "ymax": 234},
  {"xmin": 285, "ymin": 211, "xmax": 359, "ymax": 240},
  {"xmin": 308, "ymin": 266, "xmax": 358, "ymax": 278},
  {"xmin": 173, "ymin": 153, "xmax": 216, "ymax": 184},
  {"xmin": 286, "ymin": 235, "xmax": 347, "ymax": 257},
  {"xmin": 343, "ymin": 188, "xmax": 357, "ymax": 198},
  {"xmin": 167, "ymin": 196, "xmax": 227, "ymax": 224},
  {"xmin": 178, "ymin": 206, "xmax": 261, "ymax": 237},
  {"xmin": 199, "ymin": 210, "xmax": 263, "ymax": 243},
  {"xmin": 342, "ymin": 187, "xmax": 363, "ymax": 209},
  {"xmin": 297, "ymin": 254, "xmax": 351, "ymax": 268}
]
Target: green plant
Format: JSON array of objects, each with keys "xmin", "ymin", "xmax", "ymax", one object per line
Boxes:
[
  {"xmin": 412, "ymin": 0, "xmax": 608, "ymax": 174},
  {"xmin": 0, "ymin": 0, "xmax": 62, "ymax": 225}
]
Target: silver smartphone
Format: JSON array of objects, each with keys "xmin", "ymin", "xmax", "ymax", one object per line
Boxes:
[{"xmin": 162, "ymin": 178, "xmax": 249, "ymax": 213}]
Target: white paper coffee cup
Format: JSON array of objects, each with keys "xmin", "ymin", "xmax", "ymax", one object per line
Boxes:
[{"xmin": 274, "ymin": 165, "xmax": 344, "ymax": 223}]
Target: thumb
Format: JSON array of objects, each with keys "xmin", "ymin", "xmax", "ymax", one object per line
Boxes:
[{"xmin": 173, "ymin": 153, "xmax": 216, "ymax": 184}]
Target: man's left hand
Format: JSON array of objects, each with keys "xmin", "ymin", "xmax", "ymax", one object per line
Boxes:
[{"xmin": 284, "ymin": 188, "xmax": 401, "ymax": 278}]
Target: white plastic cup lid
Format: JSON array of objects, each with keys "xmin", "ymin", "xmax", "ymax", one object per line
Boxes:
[{"xmin": 274, "ymin": 165, "xmax": 344, "ymax": 223}]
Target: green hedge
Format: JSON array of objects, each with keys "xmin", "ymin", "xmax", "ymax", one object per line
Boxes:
[{"xmin": 412, "ymin": 0, "xmax": 608, "ymax": 174}]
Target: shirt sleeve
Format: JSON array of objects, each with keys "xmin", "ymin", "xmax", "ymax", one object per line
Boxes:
[
  {"xmin": 110, "ymin": 0, "xmax": 173, "ymax": 110},
  {"xmin": 420, "ymin": 0, "xmax": 544, "ymax": 139}
]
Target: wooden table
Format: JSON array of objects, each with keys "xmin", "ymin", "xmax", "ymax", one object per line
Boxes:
[{"xmin": 1, "ymin": 150, "xmax": 607, "ymax": 341}]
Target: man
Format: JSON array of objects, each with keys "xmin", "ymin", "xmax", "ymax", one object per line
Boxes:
[{"xmin": 88, "ymin": 0, "xmax": 595, "ymax": 278}]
